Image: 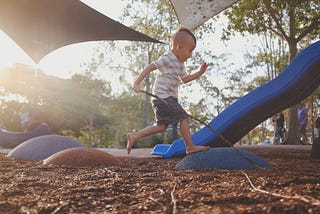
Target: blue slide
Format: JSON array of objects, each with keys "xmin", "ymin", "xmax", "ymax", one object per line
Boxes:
[{"xmin": 151, "ymin": 40, "xmax": 320, "ymax": 158}]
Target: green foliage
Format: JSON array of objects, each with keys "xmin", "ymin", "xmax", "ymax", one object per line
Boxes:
[
  {"xmin": 120, "ymin": 0, "xmax": 177, "ymax": 82},
  {"xmin": 0, "ymin": 100, "xmax": 23, "ymax": 131},
  {"xmin": 0, "ymin": 65, "xmax": 112, "ymax": 144},
  {"xmin": 224, "ymin": 0, "xmax": 320, "ymax": 42},
  {"xmin": 245, "ymin": 76, "xmax": 270, "ymax": 92},
  {"xmin": 105, "ymin": 92, "xmax": 150, "ymax": 148}
]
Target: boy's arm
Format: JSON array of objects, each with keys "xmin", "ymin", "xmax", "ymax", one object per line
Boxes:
[
  {"xmin": 181, "ymin": 62, "xmax": 208, "ymax": 83},
  {"xmin": 133, "ymin": 63, "xmax": 157, "ymax": 92}
]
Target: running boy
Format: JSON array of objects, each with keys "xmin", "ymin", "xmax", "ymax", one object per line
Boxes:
[{"xmin": 127, "ymin": 27, "xmax": 209, "ymax": 155}]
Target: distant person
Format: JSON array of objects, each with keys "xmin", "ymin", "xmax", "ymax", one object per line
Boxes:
[
  {"xmin": 272, "ymin": 112, "xmax": 285, "ymax": 144},
  {"xmin": 18, "ymin": 106, "xmax": 30, "ymax": 132},
  {"xmin": 18, "ymin": 106, "xmax": 49, "ymax": 132},
  {"xmin": 298, "ymin": 102, "xmax": 308, "ymax": 143},
  {"xmin": 127, "ymin": 27, "xmax": 209, "ymax": 155}
]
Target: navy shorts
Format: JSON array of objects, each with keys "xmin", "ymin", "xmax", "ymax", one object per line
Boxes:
[{"xmin": 152, "ymin": 97, "xmax": 188, "ymax": 127}]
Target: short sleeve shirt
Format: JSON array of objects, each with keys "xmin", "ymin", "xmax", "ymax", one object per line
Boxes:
[{"xmin": 153, "ymin": 51, "xmax": 188, "ymax": 99}]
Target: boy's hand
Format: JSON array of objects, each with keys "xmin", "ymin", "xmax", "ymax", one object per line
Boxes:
[
  {"xmin": 200, "ymin": 62, "xmax": 208, "ymax": 74},
  {"xmin": 132, "ymin": 82, "xmax": 141, "ymax": 93}
]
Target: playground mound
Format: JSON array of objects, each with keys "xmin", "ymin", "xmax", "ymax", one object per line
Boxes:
[
  {"xmin": 176, "ymin": 148, "xmax": 272, "ymax": 169},
  {"xmin": 7, "ymin": 134, "xmax": 84, "ymax": 161},
  {"xmin": 0, "ymin": 145, "xmax": 320, "ymax": 213},
  {"xmin": 43, "ymin": 147, "xmax": 123, "ymax": 167}
]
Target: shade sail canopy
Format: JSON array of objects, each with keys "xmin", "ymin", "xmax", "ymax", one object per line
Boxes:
[
  {"xmin": 0, "ymin": 0, "xmax": 161, "ymax": 64},
  {"xmin": 170, "ymin": 0, "xmax": 240, "ymax": 30}
]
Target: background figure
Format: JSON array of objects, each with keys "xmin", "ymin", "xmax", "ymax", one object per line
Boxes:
[
  {"xmin": 18, "ymin": 106, "xmax": 45, "ymax": 132},
  {"xmin": 272, "ymin": 112, "xmax": 285, "ymax": 144},
  {"xmin": 18, "ymin": 106, "xmax": 30, "ymax": 132},
  {"xmin": 298, "ymin": 102, "xmax": 308, "ymax": 143}
]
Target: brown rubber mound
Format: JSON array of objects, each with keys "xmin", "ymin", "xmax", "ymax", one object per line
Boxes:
[{"xmin": 43, "ymin": 147, "xmax": 123, "ymax": 167}]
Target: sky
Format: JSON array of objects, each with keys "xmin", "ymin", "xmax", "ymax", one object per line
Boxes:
[{"xmin": 0, "ymin": 1, "xmax": 257, "ymax": 94}]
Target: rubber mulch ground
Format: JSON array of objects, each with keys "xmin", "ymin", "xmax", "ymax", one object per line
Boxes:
[{"xmin": 0, "ymin": 145, "xmax": 320, "ymax": 213}]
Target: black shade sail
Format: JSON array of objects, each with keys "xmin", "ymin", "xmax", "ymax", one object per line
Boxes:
[{"xmin": 0, "ymin": 0, "xmax": 161, "ymax": 63}]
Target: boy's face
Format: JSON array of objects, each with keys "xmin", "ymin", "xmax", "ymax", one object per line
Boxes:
[{"xmin": 176, "ymin": 35, "xmax": 196, "ymax": 62}]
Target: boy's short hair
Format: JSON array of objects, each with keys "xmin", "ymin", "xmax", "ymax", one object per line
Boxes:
[{"xmin": 171, "ymin": 27, "xmax": 196, "ymax": 47}]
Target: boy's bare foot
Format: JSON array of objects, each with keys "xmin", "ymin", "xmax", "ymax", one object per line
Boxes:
[
  {"xmin": 186, "ymin": 145, "xmax": 209, "ymax": 155},
  {"xmin": 127, "ymin": 133, "xmax": 136, "ymax": 154}
]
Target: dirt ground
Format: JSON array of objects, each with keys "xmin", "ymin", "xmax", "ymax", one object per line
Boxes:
[{"xmin": 1, "ymin": 145, "xmax": 320, "ymax": 214}]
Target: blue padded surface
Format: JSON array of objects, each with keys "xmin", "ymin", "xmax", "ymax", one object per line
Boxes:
[{"xmin": 176, "ymin": 148, "xmax": 271, "ymax": 170}]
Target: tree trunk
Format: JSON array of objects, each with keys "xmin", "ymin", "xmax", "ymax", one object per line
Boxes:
[
  {"xmin": 143, "ymin": 51, "xmax": 152, "ymax": 127},
  {"xmin": 88, "ymin": 116, "xmax": 93, "ymax": 147},
  {"xmin": 311, "ymin": 138, "xmax": 320, "ymax": 159},
  {"xmin": 285, "ymin": 39, "xmax": 300, "ymax": 144},
  {"xmin": 286, "ymin": 105, "xmax": 300, "ymax": 144},
  {"xmin": 143, "ymin": 74, "xmax": 151, "ymax": 127},
  {"xmin": 310, "ymin": 96, "xmax": 320, "ymax": 158}
]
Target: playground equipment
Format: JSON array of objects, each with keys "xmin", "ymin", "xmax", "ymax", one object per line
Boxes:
[
  {"xmin": 0, "ymin": 123, "xmax": 51, "ymax": 148},
  {"xmin": 152, "ymin": 40, "xmax": 320, "ymax": 158}
]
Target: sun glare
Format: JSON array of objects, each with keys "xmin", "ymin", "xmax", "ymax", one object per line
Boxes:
[
  {"xmin": 0, "ymin": 30, "xmax": 35, "ymax": 69},
  {"xmin": 0, "ymin": 1, "xmax": 128, "ymax": 85},
  {"xmin": 38, "ymin": 42, "xmax": 99, "ymax": 79}
]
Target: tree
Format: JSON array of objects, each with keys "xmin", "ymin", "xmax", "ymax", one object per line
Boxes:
[
  {"xmin": 0, "ymin": 63, "xmax": 112, "ymax": 146},
  {"xmin": 117, "ymin": 0, "xmax": 227, "ymax": 138},
  {"xmin": 106, "ymin": 92, "xmax": 146, "ymax": 147},
  {"xmin": 117, "ymin": 0, "xmax": 177, "ymax": 128},
  {"xmin": 69, "ymin": 73, "xmax": 111, "ymax": 146},
  {"xmin": 224, "ymin": 0, "xmax": 320, "ymax": 144},
  {"xmin": 90, "ymin": 0, "xmax": 180, "ymax": 139}
]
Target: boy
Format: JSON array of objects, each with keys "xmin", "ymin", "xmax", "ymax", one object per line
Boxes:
[{"xmin": 127, "ymin": 27, "xmax": 209, "ymax": 155}]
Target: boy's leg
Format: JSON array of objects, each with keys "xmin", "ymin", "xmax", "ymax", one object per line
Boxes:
[
  {"xmin": 127, "ymin": 124, "xmax": 167, "ymax": 154},
  {"xmin": 179, "ymin": 118, "xmax": 209, "ymax": 155}
]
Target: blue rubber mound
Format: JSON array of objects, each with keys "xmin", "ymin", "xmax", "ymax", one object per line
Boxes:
[
  {"xmin": 175, "ymin": 148, "xmax": 271, "ymax": 170},
  {"xmin": 7, "ymin": 134, "xmax": 84, "ymax": 161},
  {"xmin": 0, "ymin": 123, "xmax": 51, "ymax": 148}
]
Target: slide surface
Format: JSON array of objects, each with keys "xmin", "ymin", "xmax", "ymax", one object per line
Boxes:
[{"xmin": 151, "ymin": 40, "xmax": 320, "ymax": 158}]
